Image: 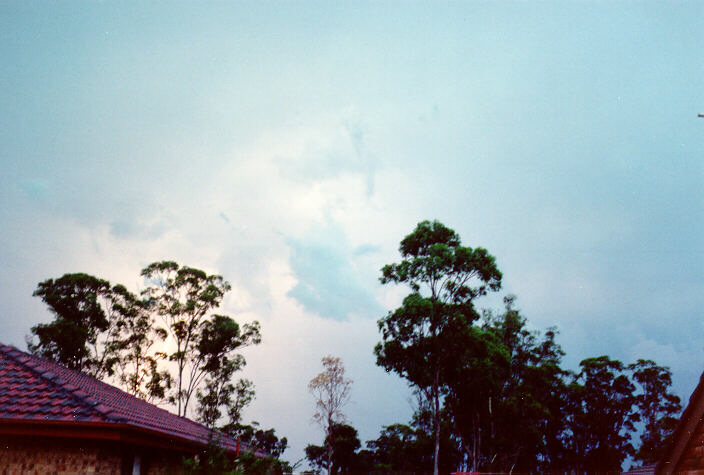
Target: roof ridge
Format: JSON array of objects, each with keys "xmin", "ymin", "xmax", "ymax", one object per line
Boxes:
[{"xmin": 0, "ymin": 343, "xmax": 122, "ymax": 423}]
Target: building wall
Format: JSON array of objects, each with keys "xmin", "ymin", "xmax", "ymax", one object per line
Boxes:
[
  {"xmin": 0, "ymin": 435, "xmax": 185, "ymax": 474},
  {"xmin": 674, "ymin": 416, "xmax": 704, "ymax": 474},
  {"xmin": 0, "ymin": 436, "xmax": 122, "ymax": 474}
]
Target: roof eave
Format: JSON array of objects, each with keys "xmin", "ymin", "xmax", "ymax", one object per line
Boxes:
[
  {"xmin": 657, "ymin": 371, "xmax": 704, "ymax": 474},
  {"xmin": 0, "ymin": 418, "xmax": 234, "ymax": 456}
]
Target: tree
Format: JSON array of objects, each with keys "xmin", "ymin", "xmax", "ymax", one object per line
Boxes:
[
  {"xmin": 375, "ymin": 220, "xmax": 502, "ymax": 475},
  {"xmin": 195, "ymin": 315, "xmax": 259, "ymax": 427},
  {"xmin": 366, "ymin": 423, "xmax": 422, "ymax": 472},
  {"xmin": 305, "ymin": 423, "xmax": 367, "ymax": 474},
  {"xmin": 364, "ymin": 401, "xmax": 462, "ymax": 474},
  {"xmin": 630, "ymin": 359, "xmax": 682, "ymax": 464},
  {"xmin": 445, "ymin": 296, "xmax": 569, "ymax": 472},
  {"xmin": 227, "ymin": 379, "xmax": 256, "ymax": 428},
  {"xmin": 230, "ymin": 422, "xmax": 292, "ymax": 474},
  {"xmin": 110, "ymin": 284, "xmax": 171, "ymax": 402},
  {"xmin": 28, "ymin": 273, "xmax": 124, "ymax": 378},
  {"xmin": 309, "ymin": 356, "xmax": 352, "ymax": 474},
  {"xmin": 565, "ymin": 356, "xmax": 639, "ymax": 471},
  {"xmin": 197, "ymin": 363, "xmax": 255, "ymax": 431},
  {"xmin": 326, "ymin": 423, "xmax": 361, "ymax": 474},
  {"xmin": 141, "ymin": 261, "xmax": 261, "ymax": 417},
  {"xmin": 305, "ymin": 444, "xmax": 328, "ymax": 474}
]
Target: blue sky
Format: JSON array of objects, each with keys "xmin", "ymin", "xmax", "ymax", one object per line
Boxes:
[{"xmin": 1, "ymin": 1, "xmax": 703, "ymax": 466}]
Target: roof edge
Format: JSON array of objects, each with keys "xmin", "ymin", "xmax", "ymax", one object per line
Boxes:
[
  {"xmin": 657, "ymin": 371, "xmax": 704, "ymax": 474},
  {"xmin": 0, "ymin": 418, "xmax": 234, "ymax": 455}
]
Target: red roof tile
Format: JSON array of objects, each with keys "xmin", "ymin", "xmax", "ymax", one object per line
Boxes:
[{"xmin": 0, "ymin": 343, "xmax": 259, "ymax": 456}]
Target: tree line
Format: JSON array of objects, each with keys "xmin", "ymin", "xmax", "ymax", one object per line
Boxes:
[
  {"xmin": 25, "ymin": 221, "xmax": 682, "ymax": 474},
  {"xmin": 26, "ymin": 261, "xmax": 289, "ymax": 473},
  {"xmin": 304, "ymin": 220, "xmax": 681, "ymax": 474}
]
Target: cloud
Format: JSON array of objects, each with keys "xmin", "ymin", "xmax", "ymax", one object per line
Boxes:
[
  {"xmin": 286, "ymin": 224, "xmax": 382, "ymax": 321},
  {"xmin": 2, "ymin": 3, "xmax": 702, "ymax": 468},
  {"xmin": 343, "ymin": 120, "xmax": 376, "ymax": 197},
  {"xmin": 19, "ymin": 178, "xmax": 52, "ymax": 201},
  {"xmin": 353, "ymin": 243, "xmax": 380, "ymax": 257},
  {"xmin": 109, "ymin": 213, "xmax": 171, "ymax": 240},
  {"xmin": 273, "ymin": 119, "xmax": 377, "ymax": 199}
]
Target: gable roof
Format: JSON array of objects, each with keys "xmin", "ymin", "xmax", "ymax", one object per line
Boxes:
[
  {"xmin": 657, "ymin": 370, "xmax": 704, "ymax": 473},
  {"xmin": 0, "ymin": 343, "xmax": 259, "ymax": 456}
]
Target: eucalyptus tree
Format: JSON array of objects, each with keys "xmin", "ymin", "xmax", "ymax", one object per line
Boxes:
[
  {"xmin": 445, "ymin": 296, "xmax": 570, "ymax": 472},
  {"xmin": 195, "ymin": 316, "xmax": 258, "ymax": 428},
  {"xmin": 141, "ymin": 261, "xmax": 261, "ymax": 417},
  {"xmin": 29, "ymin": 273, "xmax": 123, "ymax": 378},
  {"xmin": 110, "ymin": 284, "xmax": 171, "ymax": 402},
  {"xmin": 565, "ymin": 356, "xmax": 640, "ymax": 471},
  {"xmin": 375, "ymin": 220, "xmax": 502, "ymax": 475},
  {"xmin": 630, "ymin": 359, "xmax": 682, "ymax": 464}
]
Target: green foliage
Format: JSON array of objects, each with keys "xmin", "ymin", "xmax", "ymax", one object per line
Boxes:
[
  {"xmin": 182, "ymin": 442, "xmax": 237, "ymax": 475},
  {"xmin": 28, "ymin": 273, "xmax": 116, "ymax": 376},
  {"xmin": 110, "ymin": 284, "xmax": 171, "ymax": 402},
  {"xmin": 195, "ymin": 315, "xmax": 259, "ymax": 429},
  {"xmin": 564, "ymin": 356, "xmax": 639, "ymax": 471},
  {"xmin": 225, "ymin": 422, "xmax": 291, "ymax": 474},
  {"xmin": 235, "ymin": 450, "xmax": 291, "ymax": 474},
  {"xmin": 27, "ymin": 263, "xmax": 292, "ymax": 474},
  {"xmin": 630, "ymin": 359, "xmax": 682, "ymax": 464},
  {"xmin": 183, "ymin": 439, "xmax": 291, "ymax": 475},
  {"xmin": 376, "ymin": 289, "xmax": 680, "ymax": 472},
  {"xmin": 196, "ymin": 359, "xmax": 246, "ymax": 429},
  {"xmin": 376, "ymin": 220, "xmax": 502, "ymax": 475},
  {"xmin": 304, "ymin": 443, "xmax": 327, "ymax": 473},
  {"xmin": 141, "ymin": 261, "xmax": 261, "ymax": 417},
  {"xmin": 443, "ymin": 296, "xmax": 572, "ymax": 472},
  {"xmin": 306, "ymin": 423, "xmax": 372, "ymax": 474},
  {"xmin": 326, "ymin": 423, "xmax": 361, "ymax": 473},
  {"xmin": 28, "ymin": 263, "xmax": 262, "ymax": 423},
  {"xmin": 360, "ymin": 400, "xmax": 462, "ymax": 474},
  {"xmin": 28, "ymin": 273, "xmax": 173, "ymax": 401},
  {"xmin": 365, "ymin": 423, "xmax": 422, "ymax": 471}
]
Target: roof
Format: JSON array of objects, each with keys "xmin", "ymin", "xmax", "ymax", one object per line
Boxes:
[
  {"xmin": 0, "ymin": 343, "xmax": 260, "ymax": 456},
  {"xmin": 622, "ymin": 463, "xmax": 656, "ymax": 474},
  {"xmin": 657, "ymin": 370, "xmax": 704, "ymax": 474}
]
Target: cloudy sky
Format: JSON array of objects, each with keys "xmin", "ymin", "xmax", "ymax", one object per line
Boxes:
[{"xmin": 1, "ymin": 1, "xmax": 702, "ymax": 466}]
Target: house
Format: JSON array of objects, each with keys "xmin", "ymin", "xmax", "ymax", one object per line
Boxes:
[
  {"xmin": 657, "ymin": 371, "xmax": 704, "ymax": 474},
  {"xmin": 0, "ymin": 343, "xmax": 260, "ymax": 474}
]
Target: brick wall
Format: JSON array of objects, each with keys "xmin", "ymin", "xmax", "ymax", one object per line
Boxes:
[
  {"xmin": 0, "ymin": 435, "xmax": 186, "ymax": 474},
  {"xmin": 0, "ymin": 436, "xmax": 121, "ymax": 474}
]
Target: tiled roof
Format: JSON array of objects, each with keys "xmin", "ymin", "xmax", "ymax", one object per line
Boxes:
[
  {"xmin": 622, "ymin": 463, "xmax": 656, "ymax": 474},
  {"xmin": 0, "ymin": 343, "xmax": 254, "ymax": 455}
]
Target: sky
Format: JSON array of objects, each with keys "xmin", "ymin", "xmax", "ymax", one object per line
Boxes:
[{"xmin": 1, "ymin": 1, "xmax": 703, "ymax": 467}]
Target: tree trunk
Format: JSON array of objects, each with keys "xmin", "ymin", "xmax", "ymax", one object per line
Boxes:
[
  {"xmin": 472, "ymin": 414, "xmax": 477, "ymax": 472},
  {"xmin": 433, "ymin": 366, "xmax": 440, "ymax": 475},
  {"xmin": 327, "ymin": 417, "xmax": 333, "ymax": 475}
]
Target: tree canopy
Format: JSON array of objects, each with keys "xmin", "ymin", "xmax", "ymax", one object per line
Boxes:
[
  {"xmin": 24, "ymin": 227, "xmax": 683, "ymax": 474},
  {"xmin": 29, "ymin": 273, "xmax": 119, "ymax": 377},
  {"xmin": 375, "ymin": 220, "xmax": 502, "ymax": 475}
]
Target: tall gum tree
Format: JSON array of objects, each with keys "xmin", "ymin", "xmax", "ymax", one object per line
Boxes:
[
  {"xmin": 141, "ymin": 261, "xmax": 261, "ymax": 417},
  {"xmin": 375, "ymin": 220, "xmax": 502, "ymax": 475}
]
